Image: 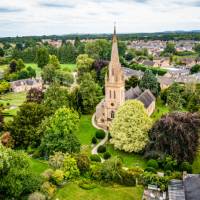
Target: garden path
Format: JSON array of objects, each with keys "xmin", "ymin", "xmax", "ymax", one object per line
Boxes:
[{"xmin": 91, "ymin": 114, "xmax": 108, "ymax": 156}]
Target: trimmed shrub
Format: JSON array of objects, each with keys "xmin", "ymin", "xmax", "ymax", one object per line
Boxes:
[
  {"xmin": 103, "ymin": 152, "xmax": 111, "ymax": 160},
  {"xmin": 180, "ymin": 162, "xmax": 192, "ymax": 173},
  {"xmin": 78, "ymin": 179, "xmax": 97, "ymax": 190},
  {"xmin": 42, "ymin": 169, "xmax": 54, "ymax": 181},
  {"xmin": 76, "ymin": 154, "xmax": 90, "ymax": 174},
  {"xmin": 147, "ymin": 159, "xmax": 159, "ymax": 170},
  {"xmin": 92, "ymin": 137, "xmax": 97, "ymax": 144},
  {"xmin": 90, "ymin": 154, "xmax": 101, "ymax": 162},
  {"xmin": 120, "ymin": 170, "xmax": 136, "ymax": 186},
  {"xmin": 51, "ymin": 169, "xmax": 64, "ymax": 185},
  {"xmin": 41, "ymin": 181, "xmax": 56, "ymax": 199},
  {"xmin": 95, "ymin": 130, "xmax": 105, "ymax": 139},
  {"xmin": 28, "ymin": 192, "xmax": 46, "ymax": 200},
  {"xmin": 97, "ymin": 145, "xmax": 106, "ymax": 153}
]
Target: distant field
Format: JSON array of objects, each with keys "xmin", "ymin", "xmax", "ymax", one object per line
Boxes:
[
  {"xmin": 0, "ymin": 63, "xmax": 77, "ymax": 77},
  {"xmin": 54, "ymin": 183, "xmax": 143, "ymax": 200}
]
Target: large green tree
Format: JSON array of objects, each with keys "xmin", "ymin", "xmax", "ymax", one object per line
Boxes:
[
  {"xmin": 139, "ymin": 69, "xmax": 160, "ymax": 96},
  {"xmin": 85, "ymin": 39, "xmax": 111, "ymax": 60},
  {"xmin": 146, "ymin": 112, "xmax": 200, "ymax": 162},
  {"xmin": 39, "ymin": 107, "xmax": 80, "ymax": 157},
  {"xmin": 110, "ymin": 100, "xmax": 152, "ymax": 153},
  {"xmin": 79, "ymin": 73, "xmax": 103, "ymax": 114},
  {"xmin": 9, "ymin": 103, "xmax": 48, "ymax": 148},
  {"xmin": 76, "ymin": 54, "xmax": 94, "ymax": 81},
  {"xmin": 42, "ymin": 83, "xmax": 70, "ymax": 114},
  {"xmin": 36, "ymin": 47, "xmax": 49, "ymax": 68},
  {"xmin": 0, "ymin": 144, "xmax": 41, "ymax": 199}
]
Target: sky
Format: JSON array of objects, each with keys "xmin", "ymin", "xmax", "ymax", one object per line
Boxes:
[{"xmin": 1, "ymin": 0, "xmax": 200, "ymax": 37}]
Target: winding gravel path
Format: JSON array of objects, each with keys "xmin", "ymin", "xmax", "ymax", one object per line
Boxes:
[{"xmin": 91, "ymin": 114, "xmax": 108, "ymax": 155}]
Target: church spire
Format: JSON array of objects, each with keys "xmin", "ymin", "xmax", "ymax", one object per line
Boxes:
[{"xmin": 110, "ymin": 24, "xmax": 120, "ymax": 66}]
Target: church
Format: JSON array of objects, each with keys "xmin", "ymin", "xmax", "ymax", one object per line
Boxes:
[{"xmin": 95, "ymin": 27, "xmax": 156, "ymax": 130}]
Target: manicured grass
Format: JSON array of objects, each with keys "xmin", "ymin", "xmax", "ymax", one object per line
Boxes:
[
  {"xmin": 54, "ymin": 183, "xmax": 143, "ymax": 200},
  {"xmin": 151, "ymin": 98, "xmax": 170, "ymax": 121},
  {"xmin": 0, "ymin": 92, "xmax": 26, "ymax": 121},
  {"xmin": 75, "ymin": 115, "xmax": 97, "ymax": 145},
  {"xmin": 0, "ymin": 92, "xmax": 26, "ymax": 106},
  {"xmin": 192, "ymin": 150, "xmax": 200, "ymax": 174},
  {"xmin": 29, "ymin": 158, "xmax": 49, "ymax": 176},
  {"xmin": 106, "ymin": 144, "xmax": 147, "ymax": 169}
]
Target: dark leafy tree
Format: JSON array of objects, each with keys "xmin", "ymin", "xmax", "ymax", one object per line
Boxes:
[
  {"xmin": 26, "ymin": 88, "xmax": 44, "ymax": 104},
  {"xmin": 9, "ymin": 59, "xmax": 18, "ymax": 73},
  {"xmin": 79, "ymin": 73, "xmax": 103, "ymax": 114},
  {"xmin": 9, "ymin": 103, "xmax": 48, "ymax": 148},
  {"xmin": 146, "ymin": 112, "xmax": 200, "ymax": 163},
  {"xmin": 139, "ymin": 69, "xmax": 160, "ymax": 96},
  {"xmin": 0, "ymin": 47, "xmax": 4, "ymax": 57},
  {"xmin": 125, "ymin": 76, "xmax": 139, "ymax": 90},
  {"xmin": 191, "ymin": 64, "xmax": 200, "ymax": 74}
]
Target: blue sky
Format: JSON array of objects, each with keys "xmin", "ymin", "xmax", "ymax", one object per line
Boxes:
[{"xmin": 1, "ymin": 0, "xmax": 200, "ymax": 37}]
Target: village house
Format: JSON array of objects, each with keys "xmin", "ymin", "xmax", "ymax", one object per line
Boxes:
[
  {"xmin": 10, "ymin": 78, "xmax": 43, "ymax": 93},
  {"xmin": 95, "ymin": 27, "xmax": 155, "ymax": 129}
]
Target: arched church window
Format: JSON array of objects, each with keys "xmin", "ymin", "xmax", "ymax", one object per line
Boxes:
[
  {"xmin": 110, "ymin": 90, "xmax": 112, "ymax": 99},
  {"xmin": 111, "ymin": 111, "xmax": 115, "ymax": 118},
  {"xmin": 114, "ymin": 91, "xmax": 116, "ymax": 99}
]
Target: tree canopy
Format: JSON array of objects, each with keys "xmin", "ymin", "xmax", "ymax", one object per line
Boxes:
[
  {"xmin": 110, "ymin": 100, "xmax": 152, "ymax": 153},
  {"xmin": 39, "ymin": 107, "xmax": 80, "ymax": 157},
  {"xmin": 146, "ymin": 112, "xmax": 200, "ymax": 163}
]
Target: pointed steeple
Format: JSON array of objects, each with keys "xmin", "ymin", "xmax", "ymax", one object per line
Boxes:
[{"xmin": 110, "ymin": 24, "xmax": 120, "ymax": 67}]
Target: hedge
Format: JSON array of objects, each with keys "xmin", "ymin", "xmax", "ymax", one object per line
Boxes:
[{"xmin": 129, "ymin": 63, "xmax": 167, "ymax": 76}]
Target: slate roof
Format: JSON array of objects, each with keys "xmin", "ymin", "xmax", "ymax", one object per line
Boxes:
[
  {"xmin": 184, "ymin": 175, "xmax": 200, "ymax": 200},
  {"xmin": 125, "ymin": 86, "xmax": 142, "ymax": 100},
  {"xmin": 125, "ymin": 86, "xmax": 155, "ymax": 108},
  {"xmin": 137, "ymin": 89, "xmax": 156, "ymax": 108},
  {"xmin": 142, "ymin": 60, "xmax": 155, "ymax": 66},
  {"xmin": 122, "ymin": 67, "xmax": 144, "ymax": 79},
  {"xmin": 168, "ymin": 180, "xmax": 185, "ymax": 200}
]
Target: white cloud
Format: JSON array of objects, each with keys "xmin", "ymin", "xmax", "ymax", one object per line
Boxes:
[{"xmin": 0, "ymin": 0, "xmax": 200, "ymax": 36}]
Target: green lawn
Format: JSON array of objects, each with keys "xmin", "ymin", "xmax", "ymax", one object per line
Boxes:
[
  {"xmin": 106, "ymin": 144, "xmax": 146, "ymax": 168},
  {"xmin": 29, "ymin": 158, "xmax": 49, "ymax": 176},
  {"xmin": 193, "ymin": 150, "xmax": 200, "ymax": 174},
  {"xmin": 75, "ymin": 115, "xmax": 97, "ymax": 145},
  {"xmin": 54, "ymin": 183, "xmax": 143, "ymax": 200},
  {"xmin": 0, "ymin": 92, "xmax": 26, "ymax": 121},
  {"xmin": 151, "ymin": 98, "xmax": 170, "ymax": 121}
]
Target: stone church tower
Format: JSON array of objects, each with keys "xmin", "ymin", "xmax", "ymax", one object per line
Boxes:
[{"xmin": 95, "ymin": 26, "xmax": 125, "ymax": 129}]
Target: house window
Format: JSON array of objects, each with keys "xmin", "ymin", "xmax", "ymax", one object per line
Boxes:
[{"xmin": 111, "ymin": 111, "xmax": 115, "ymax": 118}]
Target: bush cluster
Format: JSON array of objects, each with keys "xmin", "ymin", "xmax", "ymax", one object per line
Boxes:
[
  {"xmin": 103, "ymin": 152, "xmax": 111, "ymax": 160},
  {"xmin": 97, "ymin": 145, "xmax": 106, "ymax": 153},
  {"xmin": 95, "ymin": 130, "xmax": 105, "ymax": 139},
  {"xmin": 91, "ymin": 137, "xmax": 97, "ymax": 144},
  {"xmin": 90, "ymin": 154, "xmax": 101, "ymax": 162}
]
